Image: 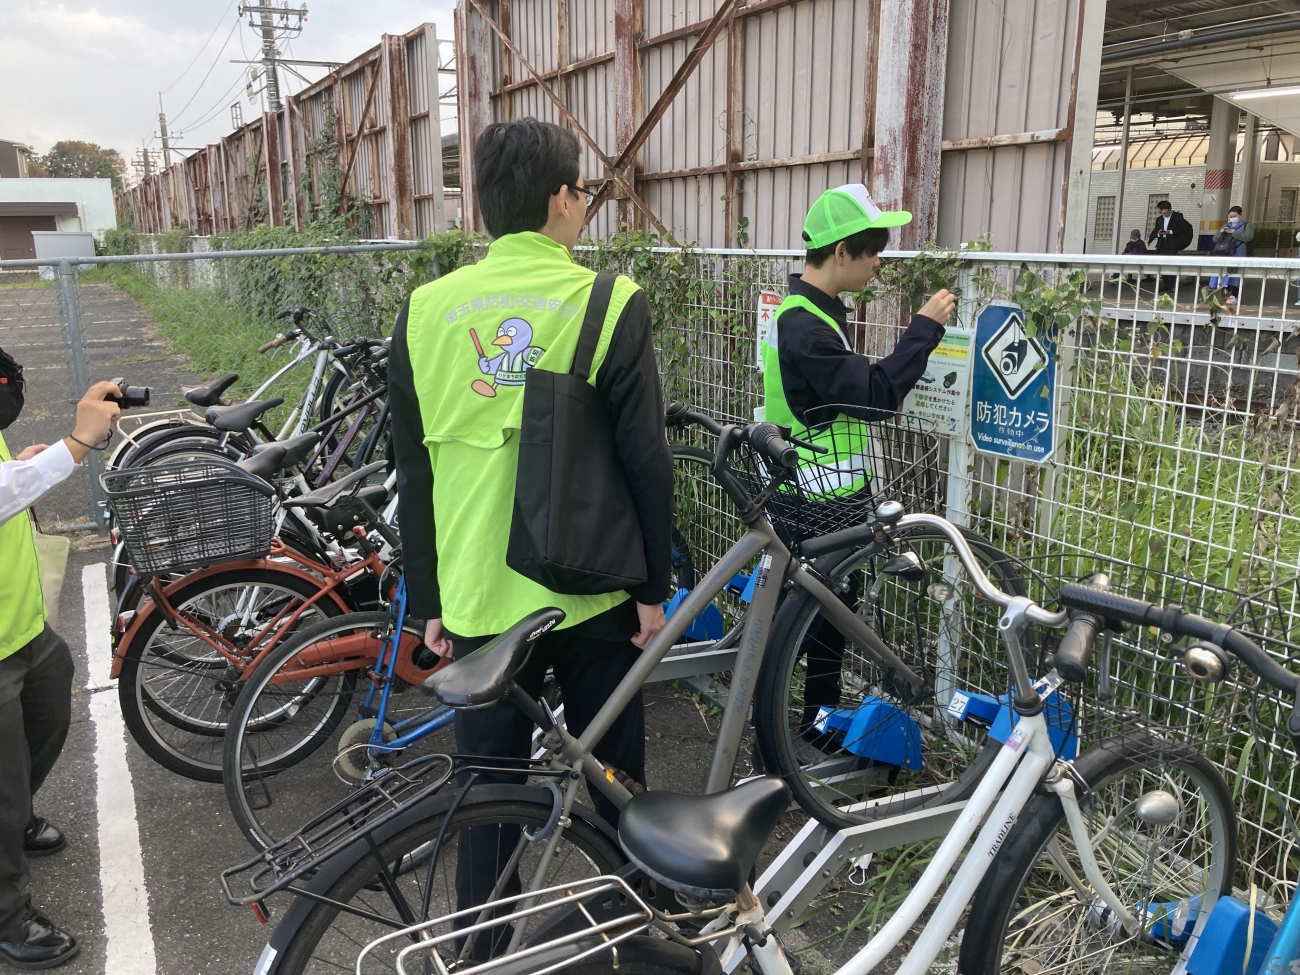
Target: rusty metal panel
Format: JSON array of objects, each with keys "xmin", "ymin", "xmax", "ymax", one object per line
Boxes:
[{"xmin": 937, "ymin": 0, "xmax": 1081, "ymax": 251}]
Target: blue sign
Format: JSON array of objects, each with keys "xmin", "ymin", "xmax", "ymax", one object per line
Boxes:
[{"xmin": 970, "ymin": 302, "xmax": 1056, "ymax": 463}]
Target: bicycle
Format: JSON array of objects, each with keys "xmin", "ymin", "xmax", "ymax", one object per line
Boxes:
[
  {"xmin": 342, "ymin": 522, "xmax": 1300, "ymax": 975},
  {"xmin": 106, "ymin": 452, "xmax": 424, "ymax": 780},
  {"xmin": 219, "ymin": 414, "xmax": 1071, "ymax": 974},
  {"xmin": 222, "ymin": 573, "xmax": 458, "ymax": 850}
]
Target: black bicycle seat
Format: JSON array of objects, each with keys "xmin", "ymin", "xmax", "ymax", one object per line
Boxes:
[
  {"xmin": 206, "ymin": 397, "xmax": 284, "ymax": 432},
  {"xmin": 281, "ymin": 461, "xmax": 387, "ymax": 510},
  {"xmin": 183, "ymin": 373, "xmax": 239, "ymax": 408},
  {"xmin": 237, "ymin": 445, "xmax": 286, "ymax": 481},
  {"xmin": 617, "ymin": 778, "xmax": 790, "ymax": 900},
  {"xmin": 249, "ymin": 431, "xmax": 321, "ymax": 470},
  {"xmin": 423, "ymin": 608, "xmax": 566, "ymax": 708}
]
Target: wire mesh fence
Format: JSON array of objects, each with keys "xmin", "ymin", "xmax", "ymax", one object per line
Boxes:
[{"xmin": 4, "ymin": 238, "xmax": 1300, "ymax": 895}]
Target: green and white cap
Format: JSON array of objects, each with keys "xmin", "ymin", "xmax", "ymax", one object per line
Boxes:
[{"xmin": 802, "ymin": 184, "xmax": 912, "ymax": 248}]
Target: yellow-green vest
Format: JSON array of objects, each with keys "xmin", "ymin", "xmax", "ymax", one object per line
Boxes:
[
  {"xmin": 0, "ymin": 431, "xmax": 47, "ymax": 659},
  {"xmin": 405, "ymin": 232, "xmax": 639, "ymax": 637},
  {"xmin": 760, "ymin": 294, "xmax": 871, "ymax": 497}
]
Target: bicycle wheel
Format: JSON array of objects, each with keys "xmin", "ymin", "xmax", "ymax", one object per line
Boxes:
[
  {"xmin": 262, "ymin": 789, "xmax": 625, "ymax": 975},
  {"xmin": 118, "ymin": 423, "xmax": 253, "ymax": 470},
  {"xmin": 117, "ymin": 568, "xmax": 346, "ymax": 781},
  {"xmin": 959, "ymin": 733, "xmax": 1236, "ymax": 975},
  {"xmin": 224, "ymin": 611, "xmax": 450, "ymax": 849},
  {"xmin": 754, "ymin": 525, "xmax": 1025, "ymax": 830}
]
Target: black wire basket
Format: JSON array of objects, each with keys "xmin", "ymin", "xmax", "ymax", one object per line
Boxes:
[
  {"xmin": 102, "ymin": 458, "xmax": 276, "ymax": 576},
  {"xmin": 736, "ymin": 408, "xmax": 942, "ymax": 544}
]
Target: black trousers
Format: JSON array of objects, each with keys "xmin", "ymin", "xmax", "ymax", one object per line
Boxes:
[
  {"xmin": 448, "ymin": 625, "xmax": 644, "ymax": 950},
  {"xmin": 0, "ymin": 627, "xmax": 74, "ymax": 935}
]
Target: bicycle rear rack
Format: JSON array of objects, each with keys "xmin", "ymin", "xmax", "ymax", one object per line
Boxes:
[{"xmin": 220, "ymin": 753, "xmax": 567, "ymax": 905}]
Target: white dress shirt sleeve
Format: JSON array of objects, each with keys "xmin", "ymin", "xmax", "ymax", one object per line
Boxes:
[{"xmin": 0, "ymin": 440, "xmax": 79, "ymax": 527}]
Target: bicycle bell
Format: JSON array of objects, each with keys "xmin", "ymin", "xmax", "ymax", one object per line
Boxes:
[
  {"xmin": 874, "ymin": 500, "xmax": 905, "ymax": 526},
  {"xmin": 1182, "ymin": 641, "xmax": 1230, "ymax": 682}
]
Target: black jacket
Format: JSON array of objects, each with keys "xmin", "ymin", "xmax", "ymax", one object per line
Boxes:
[
  {"xmin": 389, "ymin": 289, "xmax": 674, "ymax": 640},
  {"xmin": 1148, "ymin": 212, "xmax": 1194, "ymax": 254},
  {"xmin": 1122, "ymin": 238, "xmax": 1149, "ymax": 256},
  {"xmin": 777, "ymin": 274, "xmax": 945, "ymax": 424}
]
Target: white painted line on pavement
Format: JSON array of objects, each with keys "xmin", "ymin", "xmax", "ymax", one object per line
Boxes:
[{"xmin": 82, "ymin": 562, "xmax": 158, "ymax": 975}]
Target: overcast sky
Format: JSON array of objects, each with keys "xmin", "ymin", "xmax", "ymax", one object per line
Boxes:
[{"xmin": 1, "ymin": 1, "xmax": 457, "ymax": 173}]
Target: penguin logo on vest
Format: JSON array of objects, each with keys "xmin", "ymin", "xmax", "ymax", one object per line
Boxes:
[{"xmin": 468, "ymin": 318, "xmax": 545, "ymax": 398}]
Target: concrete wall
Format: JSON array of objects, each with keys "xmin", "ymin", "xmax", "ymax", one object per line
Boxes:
[{"xmin": 0, "ymin": 178, "xmax": 116, "ymax": 238}]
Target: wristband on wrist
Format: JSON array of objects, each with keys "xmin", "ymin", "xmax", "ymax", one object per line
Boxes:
[{"xmin": 68, "ymin": 432, "xmax": 110, "ymax": 451}]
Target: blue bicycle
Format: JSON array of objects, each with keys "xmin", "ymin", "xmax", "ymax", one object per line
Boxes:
[{"xmin": 223, "ymin": 572, "xmax": 456, "ymax": 850}]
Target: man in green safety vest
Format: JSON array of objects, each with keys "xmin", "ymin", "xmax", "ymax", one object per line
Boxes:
[
  {"xmin": 391, "ymin": 118, "xmax": 672, "ymax": 927},
  {"xmin": 0, "ymin": 377, "xmax": 122, "ymax": 969},
  {"xmin": 761, "ymin": 184, "xmax": 955, "ymax": 745}
]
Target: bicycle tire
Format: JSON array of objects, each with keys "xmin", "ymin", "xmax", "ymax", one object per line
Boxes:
[
  {"xmin": 754, "ymin": 525, "xmax": 1025, "ymax": 830},
  {"xmin": 118, "ymin": 567, "xmax": 346, "ymax": 781},
  {"xmin": 107, "ymin": 417, "xmax": 208, "ymax": 470},
  {"xmin": 118, "ymin": 423, "xmax": 253, "ymax": 470},
  {"xmin": 223, "ymin": 611, "xmax": 439, "ymax": 849},
  {"xmin": 958, "ymin": 732, "xmax": 1236, "ymax": 975},
  {"xmin": 261, "ymin": 788, "xmax": 625, "ymax": 975}
]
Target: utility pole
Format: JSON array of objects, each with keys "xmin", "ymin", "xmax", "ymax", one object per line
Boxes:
[
  {"xmin": 259, "ymin": 5, "xmax": 281, "ymax": 111},
  {"xmin": 158, "ymin": 94, "xmax": 172, "ymax": 168},
  {"xmin": 141, "ymin": 141, "xmax": 153, "ymax": 179},
  {"xmin": 239, "ymin": 4, "xmax": 308, "ymax": 114}
]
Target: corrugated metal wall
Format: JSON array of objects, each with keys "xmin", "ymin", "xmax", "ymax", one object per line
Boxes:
[
  {"xmin": 456, "ymin": 0, "xmax": 1104, "ymax": 252},
  {"xmin": 118, "ymin": 24, "xmax": 451, "ymax": 241}
]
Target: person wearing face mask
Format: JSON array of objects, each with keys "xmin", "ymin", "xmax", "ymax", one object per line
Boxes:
[
  {"xmin": 0, "ymin": 348, "xmax": 122, "ymax": 970},
  {"xmin": 1209, "ymin": 206, "xmax": 1254, "ymax": 307}
]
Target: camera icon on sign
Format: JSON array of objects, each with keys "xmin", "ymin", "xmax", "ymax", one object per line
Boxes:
[{"xmin": 999, "ymin": 340, "xmax": 1030, "ymax": 376}]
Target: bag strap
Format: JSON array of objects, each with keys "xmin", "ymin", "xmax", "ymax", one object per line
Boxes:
[{"xmin": 571, "ymin": 273, "xmax": 617, "ymax": 381}]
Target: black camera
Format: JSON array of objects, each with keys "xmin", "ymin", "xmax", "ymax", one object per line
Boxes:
[{"xmin": 110, "ymin": 378, "xmax": 150, "ymax": 408}]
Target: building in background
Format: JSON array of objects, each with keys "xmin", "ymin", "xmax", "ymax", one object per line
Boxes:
[
  {"xmin": 0, "ymin": 139, "xmax": 34, "ymax": 179},
  {"xmin": 0, "ymin": 178, "xmax": 115, "ymax": 260}
]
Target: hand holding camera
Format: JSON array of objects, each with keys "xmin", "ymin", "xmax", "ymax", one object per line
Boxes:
[{"xmin": 62, "ymin": 379, "xmax": 148, "ymax": 461}]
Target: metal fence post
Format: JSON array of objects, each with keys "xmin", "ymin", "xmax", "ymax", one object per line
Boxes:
[{"xmin": 55, "ymin": 259, "xmax": 107, "ymax": 531}]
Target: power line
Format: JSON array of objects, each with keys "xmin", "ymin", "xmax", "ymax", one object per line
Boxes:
[
  {"xmin": 170, "ymin": 16, "xmax": 244, "ymax": 127},
  {"xmin": 160, "ymin": 0, "xmax": 238, "ymax": 94}
]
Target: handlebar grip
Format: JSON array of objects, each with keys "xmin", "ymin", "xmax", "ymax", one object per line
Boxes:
[
  {"xmin": 748, "ymin": 422, "xmax": 799, "ymax": 468},
  {"xmin": 1055, "ymin": 612, "xmax": 1103, "ymax": 683},
  {"xmin": 800, "ymin": 522, "xmax": 877, "ymax": 560},
  {"xmin": 1058, "ymin": 582, "xmax": 1154, "ymax": 627}
]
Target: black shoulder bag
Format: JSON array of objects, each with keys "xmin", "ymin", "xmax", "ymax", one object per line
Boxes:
[{"xmin": 506, "ymin": 273, "xmax": 648, "ymax": 595}]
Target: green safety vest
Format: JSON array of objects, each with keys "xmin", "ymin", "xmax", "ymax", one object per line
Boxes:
[
  {"xmin": 0, "ymin": 431, "xmax": 47, "ymax": 660},
  {"xmin": 406, "ymin": 232, "xmax": 640, "ymax": 637},
  {"xmin": 760, "ymin": 294, "xmax": 872, "ymax": 497}
]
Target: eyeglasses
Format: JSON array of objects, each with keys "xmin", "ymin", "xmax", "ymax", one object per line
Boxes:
[{"xmin": 556, "ymin": 183, "xmax": 598, "ymax": 208}]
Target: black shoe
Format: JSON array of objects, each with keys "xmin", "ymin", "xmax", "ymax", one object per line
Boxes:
[
  {"xmin": 22, "ymin": 819, "xmax": 65, "ymax": 859},
  {"xmin": 0, "ymin": 910, "xmax": 78, "ymax": 970}
]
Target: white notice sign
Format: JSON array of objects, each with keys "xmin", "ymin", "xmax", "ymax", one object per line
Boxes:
[
  {"xmin": 755, "ymin": 290, "xmax": 783, "ymax": 371},
  {"xmin": 901, "ymin": 331, "xmax": 973, "ymax": 438}
]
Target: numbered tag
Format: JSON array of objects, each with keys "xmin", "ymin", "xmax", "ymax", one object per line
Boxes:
[{"xmin": 946, "ymin": 691, "xmax": 970, "ymax": 719}]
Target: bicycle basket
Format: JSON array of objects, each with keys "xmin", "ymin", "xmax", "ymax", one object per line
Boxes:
[
  {"xmin": 740, "ymin": 409, "xmax": 942, "ymax": 543},
  {"xmin": 102, "ymin": 458, "xmax": 275, "ymax": 576}
]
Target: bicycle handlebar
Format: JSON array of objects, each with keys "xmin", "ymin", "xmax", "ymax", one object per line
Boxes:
[
  {"xmin": 258, "ymin": 330, "xmax": 298, "ymax": 354},
  {"xmin": 1055, "ymin": 611, "xmax": 1104, "ymax": 683},
  {"xmin": 1059, "ymin": 582, "xmax": 1300, "ymax": 695}
]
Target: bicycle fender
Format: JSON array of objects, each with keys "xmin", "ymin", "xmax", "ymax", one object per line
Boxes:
[
  {"xmin": 110, "ymin": 559, "xmax": 352, "ymax": 679},
  {"xmin": 253, "ymin": 783, "xmax": 621, "ymax": 975}
]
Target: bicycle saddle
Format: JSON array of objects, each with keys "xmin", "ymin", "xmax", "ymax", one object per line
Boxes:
[
  {"xmin": 249, "ymin": 431, "xmax": 321, "ymax": 470},
  {"xmin": 206, "ymin": 397, "xmax": 284, "ymax": 432},
  {"xmin": 237, "ymin": 445, "xmax": 286, "ymax": 481},
  {"xmin": 617, "ymin": 777, "xmax": 790, "ymax": 901},
  {"xmin": 422, "ymin": 608, "xmax": 566, "ymax": 708},
  {"xmin": 182, "ymin": 372, "xmax": 239, "ymax": 408},
  {"xmin": 281, "ymin": 460, "xmax": 387, "ymax": 509}
]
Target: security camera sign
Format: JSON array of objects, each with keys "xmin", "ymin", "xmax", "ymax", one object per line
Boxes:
[
  {"xmin": 901, "ymin": 331, "xmax": 972, "ymax": 437},
  {"xmin": 971, "ymin": 302, "xmax": 1056, "ymax": 463}
]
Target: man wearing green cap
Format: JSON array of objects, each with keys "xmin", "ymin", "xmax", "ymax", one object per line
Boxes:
[
  {"xmin": 761, "ymin": 183, "xmax": 955, "ymax": 430},
  {"xmin": 761, "ymin": 184, "xmax": 954, "ymax": 751}
]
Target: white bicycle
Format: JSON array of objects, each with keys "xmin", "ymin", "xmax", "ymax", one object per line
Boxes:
[{"xmin": 352, "ymin": 511, "xmax": 1300, "ymax": 975}]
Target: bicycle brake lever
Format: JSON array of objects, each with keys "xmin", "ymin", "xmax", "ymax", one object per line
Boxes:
[{"xmin": 785, "ymin": 433, "xmax": 828, "ymax": 454}]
